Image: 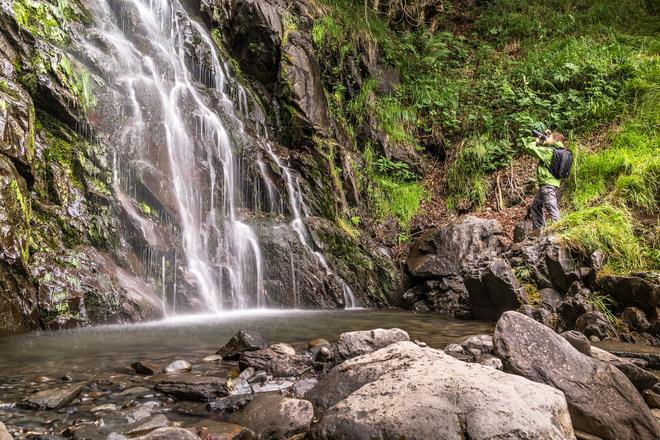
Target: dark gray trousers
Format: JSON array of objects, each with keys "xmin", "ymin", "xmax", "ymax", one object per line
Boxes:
[{"xmin": 531, "ymin": 185, "xmax": 560, "ymax": 229}]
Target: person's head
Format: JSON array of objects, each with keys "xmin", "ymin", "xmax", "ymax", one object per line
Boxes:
[{"xmin": 544, "ymin": 132, "xmax": 566, "ymax": 146}]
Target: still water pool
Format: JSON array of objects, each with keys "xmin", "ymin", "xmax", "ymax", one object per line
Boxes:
[{"xmin": 0, "ymin": 308, "xmax": 493, "ymax": 380}]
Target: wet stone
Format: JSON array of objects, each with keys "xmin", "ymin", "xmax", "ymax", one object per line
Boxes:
[
  {"xmin": 132, "ymin": 361, "xmax": 163, "ymax": 375},
  {"xmin": 292, "ymin": 378, "xmax": 318, "ymax": 397},
  {"xmin": 238, "ymin": 367, "xmax": 255, "ymax": 381},
  {"xmin": 122, "ymin": 414, "xmax": 169, "ymax": 436},
  {"xmin": 119, "ymin": 386, "xmax": 153, "ymax": 398},
  {"xmin": 202, "ymin": 355, "xmax": 222, "ymax": 363},
  {"xmin": 217, "ymin": 330, "xmax": 268, "ymax": 360},
  {"xmin": 153, "ymin": 374, "xmax": 228, "ymax": 402},
  {"xmin": 251, "ymin": 379, "xmax": 294, "ymax": 394},
  {"xmin": 133, "ymin": 427, "xmax": 200, "ymax": 439},
  {"xmin": 164, "ymin": 360, "xmax": 192, "ymax": 374},
  {"xmin": 247, "ymin": 370, "xmax": 268, "ymax": 384},
  {"xmin": 18, "ymin": 383, "xmax": 84, "ymax": 410},
  {"xmin": 207, "ymin": 394, "xmax": 254, "ymax": 413}
]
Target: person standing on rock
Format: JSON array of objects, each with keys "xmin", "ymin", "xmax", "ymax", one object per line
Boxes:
[{"xmin": 523, "ymin": 129, "xmax": 572, "ymax": 229}]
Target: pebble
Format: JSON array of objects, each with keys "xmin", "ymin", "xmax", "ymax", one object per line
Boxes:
[
  {"xmin": 444, "ymin": 343, "xmax": 464, "ymax": 353},
  {"xmin": 202, "ymin": 355, "xmax": 222, "ymax": 363},
  {"xmin": 414, "ymin": 340, "xmax": 428, "ymax": 347},
  {"xmin": 91, "ymin": 403, "xmax": 118, "ymax": 412},
  {"xmin": 31, "ymin": 376, "xmax": 53, "ymax": 383},
  {"xmin": 164, "ymin": 360, "xmax": 191, "ymax": 374}
]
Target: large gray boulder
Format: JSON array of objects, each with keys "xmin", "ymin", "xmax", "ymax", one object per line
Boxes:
[
  {"xmin": 590, "ymin": 346, "xmax": 658, "ymax": 392},
  {"xmin": 406, "ymin": 216, "xmax": 507, "ymax": 278},
  {"xmin": 336, "ymin": 328, "xmax": 409, "ymax": 360},
  {"xmin": 494, "ymin": 311, "xmax": 659, "ymax": 440},
  {"xmin": 308, "ymin": 341, "xmax": 575, "ymax": 439}
]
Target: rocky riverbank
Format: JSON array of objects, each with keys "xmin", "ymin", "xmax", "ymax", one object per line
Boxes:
[
  {"xmin": 1, "ymin": 313, "xmax": 659, "ymax": 439},
  {"xmin": 403, "ymin": 216, "xmax": 660, "ymax": 347}
]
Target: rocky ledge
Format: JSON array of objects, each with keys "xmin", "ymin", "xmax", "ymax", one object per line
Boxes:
[
  {"xmin": 404, "ymin": 216, "xmax": 660, "ymax": 346},
  {"xmin": 1, "ymin": 313, "xmax": 659, "ymax": 440}
]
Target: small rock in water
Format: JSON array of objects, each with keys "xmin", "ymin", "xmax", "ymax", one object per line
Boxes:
[
  {"xmin": 164, "ymin": 360, "xmax": 191, "ymax": 374},
  {"xmin": 18, "ymin": 383, "xmax": 84, "ymax": 410},
  {"xmin": 414, "ymin": 340, "xmax": 428, "ymax": 347},
  {"xmin": 119, "ymin": 386, "xmax": 153, "ymax": 398},
  {"xmin": 308, "ymin": 338, "xmax": 330, "ymax": 350},
  {"xmin": 202, "ymin": 355, "xmax": 222, "ymax": 363},
  {"xmin": 247, "ymin": 370, "xmax": 268, "ymax": 384},
  {"xmin": 216, "ymin": 330, "xmax": 268, "ymax": 360},
  {"xmin": 122, "ymin": 414, "xmax": 169, "ymax": 436},
  {"xmin": 337, "ymin": 328, "xmax": 409, "ymax": 360},
  {"xmin": 61, "ymin": 374, "xmax": 73, "ymax": 382},
  {"xmin": 132, "ymin": 360, "xmax": 163, "ymax": 375}
]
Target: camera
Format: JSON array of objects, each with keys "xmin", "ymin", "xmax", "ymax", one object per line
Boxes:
[{"xmin": 531, "ymin": 129, "xmax": 548, "ymax": 141}]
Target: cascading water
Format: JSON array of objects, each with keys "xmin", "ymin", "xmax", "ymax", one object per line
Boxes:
[{"xmin": 76, "ymin": 0, "xmax": 357, "ymax": 312}]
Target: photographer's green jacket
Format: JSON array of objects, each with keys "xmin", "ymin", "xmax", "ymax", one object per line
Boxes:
[{"xmin": 523, "ymin": 140, "xmax": 563, "ymax": 188}]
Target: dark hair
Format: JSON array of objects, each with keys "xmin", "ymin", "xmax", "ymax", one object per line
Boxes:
[{"xmin": 552, "ymin": 132, "xmax": 566, "ymax": 144}]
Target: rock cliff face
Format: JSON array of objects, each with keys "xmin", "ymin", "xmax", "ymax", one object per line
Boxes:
[{"xmin": 0, "ymin": 0, "xmax": 402, "ymax": 335}]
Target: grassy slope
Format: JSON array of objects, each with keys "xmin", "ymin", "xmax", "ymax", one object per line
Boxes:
[{"xmin": 313, "ymin": 0, "xmax": 659, "ymax": 272}]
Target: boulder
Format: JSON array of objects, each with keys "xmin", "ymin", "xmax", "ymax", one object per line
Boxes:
[
  {"xmin": 216, "ymin": 330, "xmax": 268, "ymax": 359},
  {"xmin": 575, "ymin": 312, "xmax": 618, "ymax": 340},
  {"xmin": 152, "ymin": 374, "xmax": 228, "ymax": 402},
  {"xmin": 308, "ymin": 341, "xmax": 575, "ymax": 439},
  {"xmin": 590, "ymin": 346, "xmax": 658, "ymax": 392},
  {"xmin": 464, "ymin": 259, "xmax": 525, "ymax": 320},
  {"xmin": 599, "ymin": 275, "xmax": 659, "ymax": 315},
  {"xmin": 406, "ymin": 216, "xmax": 507, "ymax": 278},
  {"xmin": 540, "ymin": 287, "xmax": 563, "ymax": 309},
  {"xmin": 18, "ymin": 383, "xmax": 84, "ymax": 409},
  {"xmin": 622, "ymin": 307, "xmax": 651, "ymax": 332},
  {"xmin": 561, "ymin": 330, "xmax": 592, "ymax": 356},
  {"xmin": 228, "ymin": 394, "xmax": 313, "ymax": 439},
  {"xmin": 494, "ymin": 311, "xmax": 659, "ymax": 439},
  {"xmin": 336, "ymin": 328, "xmax": 409, "ymax": 359}
]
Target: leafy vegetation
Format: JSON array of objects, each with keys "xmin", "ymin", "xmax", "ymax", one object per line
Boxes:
[{"xmin": 311, "ymin": 0, "xmax": 658, "ymax": 272}]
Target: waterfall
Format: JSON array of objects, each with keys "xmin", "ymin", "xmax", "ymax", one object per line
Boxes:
[{"xmin": 76, "ymin": 0, "xmax": 357, "ymax": 312}]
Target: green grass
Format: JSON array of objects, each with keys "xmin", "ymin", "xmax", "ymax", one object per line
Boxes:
[{"xmin": 549, "ymin": 205, "xmax": 657, "ymax": 273}]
